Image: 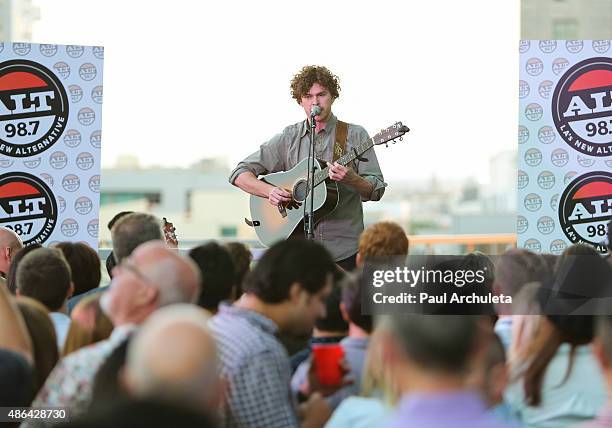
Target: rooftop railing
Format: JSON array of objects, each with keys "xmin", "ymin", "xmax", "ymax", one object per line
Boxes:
[{"xmin": 99, "ymin": 233, "xmax": 517, "ymax": 259}]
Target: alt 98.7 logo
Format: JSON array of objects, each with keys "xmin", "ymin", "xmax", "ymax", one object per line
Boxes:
[
  {"xmin": 0, "ymin": 60, "xmax": 69, "ymax": 157},
  {"xmin": 552, "ymin": 57, "xmax": 612, "ymax": 157},
  {"xmin": 0, "ymin": 172, "xmax": 57, "ymax": 245},
  {"xmin": 559, "ymin": 171, "xmax": 611, "ymax": 254}
]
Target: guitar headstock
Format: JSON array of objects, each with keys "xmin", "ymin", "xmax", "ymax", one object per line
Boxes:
[
  {"xmin": 372, "ymin": 122, "xmax": 410, "ymax": 146},
  {"xmin": 163, "ymin": 217, "xmax": 178, "ymax": 248}
]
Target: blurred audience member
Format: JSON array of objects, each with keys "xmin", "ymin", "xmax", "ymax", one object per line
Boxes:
[
  {"xmin": 61, "ymin": 399, "xmax": 218, "ymax": 428},
  {"xmin": 0, "ymin": 226, "xmax": 23, "ymax": 288},
  {"xmin": 24, "ymin": 241, "xmax": 201, "ymax": 425},
  {"xmin": 5, "ymin": 243, "xmax": 40, "ymax": 295},
  {"xmin": 494, "ymin": 249, "xmax": 551, "ymax": 349},
  {"xmin": 16, "ymin": 297, "xmax": 59, "ymax": 394},
  {"xmin": 554, "ymin": 243, "xmax": 605, "ymax": 272},
  {"xmin": 291, "ymin": 278, "xmax": 348, "ymax": 388},
  {"xmin": 64, "ymin": 294, "xmax": 113, "ymax": 356},
  {"xmin": 293, "ymin": 271, "xmax": 373, "ymax": 409},
  {"xmin": 188, "ymin": 241, "xmax": 235, "ymax": 313},
  {"xmin": 111, "ymin": 213, "xmax": 164, "ymax": 264},
  {"xmin": 123, "ymin": 304, "xmax": 221, "ymax": 417},
  {"xmin": 0, "ymin": 272, "xmax": 31, "ymax": 361},
  {"xmin": 326, "ymin": 328, "xmax": 399, "ymax": 428},
  {"xmin": 578, "ymin": 314, "xmax": 612, "ymax": 427},
  {"xmin": 334, "ymin": 272, "xmax": 373, "ymax": 398},
  {"xmin": 90, "ymin": 339, "xmax": 130, "ymax": 409},
  {"xmin": 380, "ymin": 315, "xmax": 512, "ymax": 428},
  {"xmin": 467, "ymin": 333, "xmax": 518, "ymax": 425},
  {"xmin": 540, "ymin": 253, "xmax": 559, "ymax": 274},
  {"xmin": 356, "ymin": 221, "xmax": 409, "ymax": 269},
  {"xmin": 461, "ymin": 252, "xmax": 497, "ymax": 316},
  {"xmin": 209, "ymin": 238, "xmax": 338, "ymax": 428},
  {"xmin": 225, "ymin": 241, "xmax": 252, "ymax": 298},
  {"xmin": 508, "ymin": 282, "xmax": 542, "ymax": 365},
  {"xmin": 54, "ymin": 242, "xmax": 101, "ymax": 296},
  {"xmin": 0, "ymin": 269, "xmax": 33, "ymax": 410},
  {"xmin": 505, "ymin": 247, "xmax": 612, "ymax": 428},
  {"xmin": 281, "ymin": 267, "xmax": 347, "ymax": 364},
  {"xmin": 16, "ymin": 248, "xmax": 73, "ymax": 350},
  {"xmin": 104, "ymin": 211, "xmax": 134, "ymax": 278},
  {"xmin": 0, "ymin": 349, "xmax": 34, "ymax": 414}
]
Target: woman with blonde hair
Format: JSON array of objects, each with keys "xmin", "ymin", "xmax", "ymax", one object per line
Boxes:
[
  {"xmin": 325, "ymin": 326, "xmax": 400, "ymax": 428},
  {"xmin": 63, "ymin": 293, "xmax": 113, "ymax": 356}
]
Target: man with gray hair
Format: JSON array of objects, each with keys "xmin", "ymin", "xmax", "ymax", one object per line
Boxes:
[
  {"xmin": 380, "ymin": 315, "xmax": 513, "ymax": 428},
  {"xmin": 111, "ymin": 213, "xmax": 164, "ymax": 264},
  {"xmin": 0, "ymin": 227, "xmax": 23, "ymax": 287},
  {"xmin": 24, "ymin": 241, "xmax": 201, "ymax": 427},
  {"xmin": 123, "ymin": 304, "xmax": 221, "ymax": 417}
]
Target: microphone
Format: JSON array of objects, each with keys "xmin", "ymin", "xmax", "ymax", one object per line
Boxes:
[{"xmin": 310, "ymin": 105, "xmax": 322, "ymax": 117}]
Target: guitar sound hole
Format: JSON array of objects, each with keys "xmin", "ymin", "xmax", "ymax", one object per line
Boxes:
[{"xmin": 292, "ymin": 180, "xmax": 309, "ymax": 202}]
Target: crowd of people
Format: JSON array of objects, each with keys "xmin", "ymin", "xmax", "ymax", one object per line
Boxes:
[{"xmin": 1, "ymin": 216, "xmax": 612, "ymax": 428}]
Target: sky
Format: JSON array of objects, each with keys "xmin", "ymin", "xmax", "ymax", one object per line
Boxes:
[{"xmin": 30, "ymin": 0, "xmax": 520, "ymax": 184}]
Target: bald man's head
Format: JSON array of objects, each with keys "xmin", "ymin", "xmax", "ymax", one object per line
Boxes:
[
  {"xmin": 136, "ymin": 241, "xmax": 201, "ymax": 305},
  {"xmin": 124, "ymin": 304, "xmax": 220, "ymax": 411},
  {"xmin": 103, "ymin": 241, "xmax": 201, "ymax": 326},
  {"xmin": 0, "ymin": 227, "xmax": 23, "ymax": 274}
]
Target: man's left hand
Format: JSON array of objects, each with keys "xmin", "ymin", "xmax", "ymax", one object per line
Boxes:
[{"xmin": 326, "ymin": 162, "xmax": 356, "ymax": 183}]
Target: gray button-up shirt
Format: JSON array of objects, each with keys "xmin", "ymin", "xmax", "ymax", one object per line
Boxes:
[{"xmin": 229, "ymin": 114, "xmax": 387, "ymax": 261}]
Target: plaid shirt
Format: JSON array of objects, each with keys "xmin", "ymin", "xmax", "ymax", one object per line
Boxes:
[{"xmin": 209, "ymin": 303, "xmax": 299, "ymax": 428}]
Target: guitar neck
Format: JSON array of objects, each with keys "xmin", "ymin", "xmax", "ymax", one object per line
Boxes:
[{"xmin": 313, "ymin": 137, "xmax": 374, "ymax": 187}]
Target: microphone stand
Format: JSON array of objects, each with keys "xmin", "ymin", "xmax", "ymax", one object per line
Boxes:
[{"xmin": 304, "ymin": 112, "xmax": 316, "ymax": 240}]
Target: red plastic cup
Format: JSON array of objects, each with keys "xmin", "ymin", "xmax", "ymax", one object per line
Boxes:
[{"xmin": 312, "ymin": 343, "xmax": 344, "ymax": 386}]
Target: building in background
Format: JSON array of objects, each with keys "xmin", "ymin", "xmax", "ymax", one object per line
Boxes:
[
  {"xmin": 522, "ymin": 0, "xmax": 612, "ymax": 39},
  {"xmin": 100, "ymin": 156, "xmax": 255, "ymax": 247},
  {"xmin": 99, "ymin": 150, "xmax": 519, "ymax": 253},
  {"xmin": 0, "ymin": 0, "xmax": 39, "ymax": 41}
]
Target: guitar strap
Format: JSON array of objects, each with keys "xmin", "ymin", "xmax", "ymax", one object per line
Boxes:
[{"xmin": 333, "ymin": 120, "xmax": 348, "ymax": 162}]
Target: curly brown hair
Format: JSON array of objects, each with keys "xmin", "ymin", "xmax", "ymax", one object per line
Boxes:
[
  {"xmin": 290, "ymin": 65, "xmax": 341, "ymax": 104},
  {"xmin": 358, "ymin": 221, "xmax": 409, "ymax": 258}
]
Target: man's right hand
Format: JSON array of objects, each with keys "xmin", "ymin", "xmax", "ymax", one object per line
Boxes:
[{"xmin": 267, "ymin": 187, "xmax": 292, "ymax": 206}]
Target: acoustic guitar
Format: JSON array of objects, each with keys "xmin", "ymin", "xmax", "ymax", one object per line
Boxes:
[{"xmin": 247, "ymin": 122, "xmax": 409, "ymax": 247}]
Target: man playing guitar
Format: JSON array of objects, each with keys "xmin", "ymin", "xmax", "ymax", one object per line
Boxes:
[{"xmin": 230, "ymin": 66, "xmax": 386, "ymax": 271}]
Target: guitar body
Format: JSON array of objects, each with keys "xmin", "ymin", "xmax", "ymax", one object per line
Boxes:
[{"xmin": 249, "ymin": 157, "xmax": 339, "ymax": 247}]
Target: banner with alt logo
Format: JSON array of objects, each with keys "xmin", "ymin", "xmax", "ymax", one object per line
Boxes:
[
  {"xmin": 518, "ymin": 40, "xmax": 611, "ymax": 255},
  {"xmin": 0, "ymin": 43, "xmax": 103, "ymax": 248}
]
